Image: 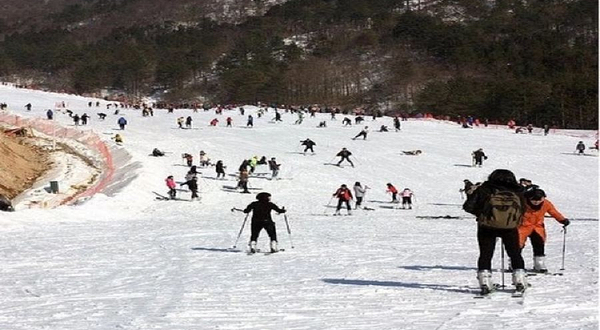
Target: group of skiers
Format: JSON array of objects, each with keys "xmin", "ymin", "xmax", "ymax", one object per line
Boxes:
[
  {"xmin": 329, "ymin": 183, "xmax": 414, "ymax": 215},
  {"xmin": 463, "ymin": 169, "xmax": 570, "ymax": 295}
]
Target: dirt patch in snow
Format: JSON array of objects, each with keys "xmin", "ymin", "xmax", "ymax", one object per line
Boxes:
[{"xmin": 0, "ymin": 133, "xmax": 50, "ymax": 199}]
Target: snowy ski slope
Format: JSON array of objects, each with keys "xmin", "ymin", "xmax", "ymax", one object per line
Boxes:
[{"xmin": 0, "ymin": 85, "xmax": 598, "ymax": 329}]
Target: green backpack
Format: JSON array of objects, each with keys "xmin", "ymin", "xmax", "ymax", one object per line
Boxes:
[{"xmin": 478, "ymin": 190, "xmax": 523, "ymax": 229}]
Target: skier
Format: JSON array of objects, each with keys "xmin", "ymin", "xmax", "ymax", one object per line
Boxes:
[
  {"xmin": 394, "ymin": 117, "xmax": 401, "ymax": 131},
  {"xmin": 317, "ymin": 121, "xmax": 327, "ymax": 128},
  {"xmin": 543, "ymin": 125, "xmax": 550, "ymax": 136},
  {"xmin": 300, "ymin": 138, "xmax": 316, "ymax": 154},
  {"xmin": 342, "ymin": 117, "xmax": 352, "ymax": 126},
  {"xmin": 152, "ymin": 148, "xmax": 165, "ymax": 157},
  {"xmin": 199, "ymin": 151, "xmax": 211, "ymax": 167},
  {"xmin": 226, "ymin": 117, "xmax": 233, "ymax": 127},
  {"xmin": 249, "ymin": 155, "xmax": 259, "ymax": 174},
  {"xmin": 335, "ymin": 148, "xmax": 354, "ymax": 167},
  {"xmin": 98, "ymin": 113, "xmax": 107, "ymax": 120},
  {"xmin": 25, "ymin": 103, "xmax": 32, "ymax": 111},
  {"xmin": 459, "ymin": 179, "xmax": 477, "ymax": 198},
  {"xmin": 294, "ymin": 112, "xmax": 304, "ymax": 125},
  {"xmin": 575, "ymin": 141, "xmax": 586, "ymax": 155},
  {"xmin": 81, "ymin": 113, "xmax": 89, "ymax": 125},
  {"xmin": 185, "ymin": 116, "xmax": 193, "ymax": 129},
  {"xmin": 46, "ymin": 109, "xmax": 53, "ymax": 120},
  {"xmin": 166, "ymin": 175, "xmax": 177, "ymax": 199},
  {"xmin": 353, "ymin": 182, "xmax": 369, "ymax": 209},
  {"xmin": 352, "ymin": 126, "xmax": 369, "ymax": 140},
  {"xmin": 238, "ymin": 159, "xmax": 249, "ymax": 172},
  {"xmin": 379, "ymin": 125, "xmax": 389, "ymax": 132},
  {"xmin": 185, "ymin": 166, "xmax": 200, "ymax": 182},
  {"xmin": 402, "ymin": 150, "xmax": 422, "ymax": 155},
  {"xmin": 73, "ymin": 114, "xmax": 80, "ymax": 126},
  {"xmin": 215, "ymin": 160, "xmax": 226, "ymax": 179},
  {"xmin": 112, "ymin": 134, "xmax": 123, "ymax": 144},
  {"xmin": 177, "ymin": 117, "xmax": 185, "ymax": 129},
  {"xmin": 247, "ymin": 115, "xmax": 253, "ymax": 127},
  {"xmin": 210, "ymin": 118, "xmax": 219, "ymax": 126},
  {"xmin": 238, "ymin": 168, "xmax": 250, "ymax": 193},
  {"xmin": 181, "ymin": 176, "xmax": 200, "ymax": 201},
  {"xmin": 472, "ymin": 148, "xmax": 487, "ymax": 167},
  {"xmin": 386, "ymin": 183, "xmax": 399, "ymax": 203},
  {"xmin": 333, "ymin": 184, "xmax": 353, "ymax": 215},
  {"xmin": 268, "ymin": 157, "xmax": 280, "ymax": 179},
  {"xmin": 243, "ymin": 192, "xmax": 286, "ymax": 253},
  {"xmin": 463, "ymin": 169, "xmax": 527, "ymax": 295},
  {"xmin": 518, "ymin": 187, "xmax": 569, "ymax": 273},
  {"xmin": 401, "ymin": 188, "xmax": 414, "ymax": 209},
  {"xmin": 183, "ymin": 153, "xmax": 193, "ymax": 167},
  {"xmin": 274, "ymin": 111, "xmax": 282, "ymax": 122},
  {"xmin": 117, "ymin": 117, "xmax": 127, "ymax": 130}
]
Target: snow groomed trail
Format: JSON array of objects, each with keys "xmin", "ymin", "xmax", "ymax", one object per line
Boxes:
[{"xmin": 0, "ymin": 85, "xmax": 597, "ymax": 329}]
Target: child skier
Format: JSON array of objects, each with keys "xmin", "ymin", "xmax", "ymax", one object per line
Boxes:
[
  {"xmin": 183, "ymin": 153, "xmax": 193, "ymax": 167},
  {"xmin": 243, "ymin": 192, "xmax": 286, "ymax": 253},
  {"xmin": 386, "ymin": 183, "xmax": 398, "ymax": 203},
  {"xmin": 575, "ymin": 141, "xmax": 586, "ymax": 155},
  {"xmin": 518, "ymin": 187, "xmax": 570, "ymax": 273},
  {"xmin": 333, "ymin": 184, "xmax": 353, "ymax": 215},
  {"xmin": 353, "ymin": 182, "xmax": 369, "ymax": 209},
  {"xmin": 215, "ymin": 160, "xmax": 226, "ymax": 179},
  {"xmin": 166, "ymin": 175, "xmax": 176, "ymax": 199},
  {"xmin": 181, "ymin": 176, "xmax": 200, "ymax": 201},
  {"xmin": 401, "ymin": 188, "xmax": 414, "ymax": 209}
]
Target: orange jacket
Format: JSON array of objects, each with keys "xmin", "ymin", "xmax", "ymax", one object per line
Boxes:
[{"xmin": 518, "ymin": 199, "xmax": 566, "ymax": 248}]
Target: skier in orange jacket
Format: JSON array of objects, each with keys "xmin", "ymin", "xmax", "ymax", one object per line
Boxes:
[{"xmin": 518, "ymin": 187, "xmax": 570, "ymax": 273}]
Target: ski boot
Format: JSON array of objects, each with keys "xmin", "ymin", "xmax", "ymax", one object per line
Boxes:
[
  {"xmin": 533, "ymin": 256, "xmax": 548, "ymax": 273},
  {"xmin": 249, "ymin": 241, "xmax": 257, "ymax": 254},
  {"xmin": 512, "ymin": 269, "xmax": 528, "ymax": 292},
  {"xmin": 477, "ymin": 270, "xmax": 494, "ymax": 295},
  {"xmin": 270, "ymin": 240, "xmax": 278, "ymax": 253}
]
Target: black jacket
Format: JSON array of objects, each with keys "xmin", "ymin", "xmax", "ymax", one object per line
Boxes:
[
  {"xmin": 181, "ymin": 179, "xmax": 198, "ymax": 191},
  {"xmin": 337, "ymin": 150, "xmax": 352, "ymax": 158},
  {"xmin": 244, "ymin": 201, "xmax": 285, "ymax": 222},
  {"xmin": 472, "ymin": 150, "xmax": 487, "ymax": 161},
  {"xmin": 301, "ymin": 140, "xmax": 316, "ymax": 147}
]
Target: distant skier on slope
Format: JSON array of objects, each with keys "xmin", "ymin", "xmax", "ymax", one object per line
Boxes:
[
  {"xmin": 353, "ymin": 182, "xmax": 369, "ymax": 209},
  {"xmin": 300, "ymin": 138, "xmax": 316, "ymax": 154},
  {"xmin": 333, "ymin": 184, "xmax": 353, "ymax": 215},
  {"xmin": 335, "ymin": 148, "xmax": 354, "ymax": 167},
  {"xmin": 165, "ymin": 175, "xmax": 177, "ymax": 200},
  {"xmin": 401, "ymin": 188, "xmax": 414, "ymax": 209},
  {"xmin": 215, "ymin": 160, "xmax": 226, "ymax": 179},
  {"xmin": 575, "ymin": 141, "xmax": 586, "ymax": 155},
  {"xmin": 352, "ymin": 126, "xmax": 369, "ymax": 140},
  {"xmin": 472, "ymin": 148, "xmax": 487, "ymax": 167},
  {"xmin": 519, "ymin": 187, "xmax": 570, "ymax": 273},
  {"xmin": 386, "ymin": 183, "xmax": 398, "ymax": 203},
  {"xmin": 181, "ymin": 176, "xmax": 200, "ymax": 201},
  {"xmin": 243, "ymin": 192, "xmax": 286, "ymax": 253}
]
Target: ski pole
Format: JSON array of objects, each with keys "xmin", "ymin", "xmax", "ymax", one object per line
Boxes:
[
  {"xmin": 324, "ymin": 196, "xmax": 334, "ymax": 214},
  {"xmin": 500, "ymin": 238, "xmax": 505, "ymax": 288},
  {"xmin": 232, "ymin": 213, "xmax": 249, "ymax": 249},
  {"xmin": 284, "ymin": 214, "xmax": 294, "ymax": 249},
  {"xmin": 328, "ymin": 156, "xmax": 337, "ymax": 164},
  {"xmin": 560, "ymin": 227, "xmax": 567, "ymax": 270},
  {"xmin": 231, "ymin": 207, "xmax": 244, "ymax": 213}
]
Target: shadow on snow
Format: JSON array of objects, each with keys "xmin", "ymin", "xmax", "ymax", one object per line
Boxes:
[{"xmin": 321, "ymin": 278, "xmax": 474, "ymax": 294}]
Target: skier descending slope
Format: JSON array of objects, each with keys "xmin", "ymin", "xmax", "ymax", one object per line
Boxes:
[
  {"xmin": 243, "ymin": 192, "xmax": 287, "ymax": 253},
  {"xmin": 463, "ymin": 169, "xmax": 527, "ymax": 296},
  {"xmin": 333, "ymin": 184, "xmax": 353, "ymax": 215},
  {"xmin": 335, "ymin": 148, "xmax": 354, "ymax": 167}
]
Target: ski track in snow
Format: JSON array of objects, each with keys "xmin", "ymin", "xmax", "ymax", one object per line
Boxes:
[{"xmin": 0, "ymin": 85, "xmax": 597, "ymax": 329}]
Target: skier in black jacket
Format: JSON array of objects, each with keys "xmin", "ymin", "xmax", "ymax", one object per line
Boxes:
[
  {"xmin": 243, "ymin": 192, "xmax": 286, "ymax": 253},
  {"xmin": 472, "ymin": 148, "xmax": 488, "ymax": 167},
  {"xmin": 300, "ymin": 138, "xmax": 316, "ymax": 154},
  {"xmin": 180, "ymin": 176, "xmax": 200, "ymax": 201},
  {"xmin": 336, "ymin": 148, "xmax": 354, "ymax": 167}
]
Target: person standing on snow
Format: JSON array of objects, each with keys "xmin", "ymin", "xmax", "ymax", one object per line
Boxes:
[
  {"xmin": 518, "ymin": 187, "xmax": 569, "ymax": 273},
  {"xmin": 394, "ymin": 116, "xmax": 401, "ymax": 131},
  {"xmin": 386, "ymin": 183, "xmax": 399, "ymax": 203},
  {"xmin": 117, "ymin": 117, "xmax": 127, "ymax": 130},
  {"xmin": 575, "ymin": 141, "xmax": 586, "ymax": 155},
  {"xmin": 249, "ymin": 156, "xmax": 259, "ymax": 174},
  {"xmin": 181, "ymin": 176, "xmax": 200, "ymax": 201},
  {"xmin": 463, "ymin": 169, "xmax": 527, "ymax": 295},
  {"xmin": 472, "ymin": 148, "xmax": 487, "ymax": 167},
  {"xmin": 352, "ymin": 126, "xmax": 369, "ymax": 140},
  {"xmin": 353, "ymin": 182, "xmax": 369, "ymax": 209},
  {"xmin": 243, "ymin": 192, "xmax": 286, "ymax": 253},
  {"xmin": 215, "ymin": 160, "xmax": 226, "ymax": 179},
  {"xmin": 300, "ymin": 138, "xmax": 316, "ymax": 154},
  {"xmin": 247, "ymin": 115, "xmax": 254, "ymax": 127},
  {"xmin": 166, "ymin": 175, "xmax": 177, "ymax": 199},
  {"xmin": 401, "ymin": 188, "xmax": 414, "ymax": 209},
  {"xmin": 238, "ymin": 168, "xmax": 250, "ymax": 193},
  {"xmin": 333, "ymin": 184, "xmax": 353, "ymax": 215},
  {"xmin": 335, "ymin": 148, "xmax": 354, "ymax": 167},
  {"xmin": 268, "ymin": 157, "xmax": 280, "ymax": 179}
]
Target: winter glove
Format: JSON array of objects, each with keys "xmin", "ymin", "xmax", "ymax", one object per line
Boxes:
[
  {"xmin": 562, "ymin": 219, "xmax": 570, "ymax": 227},
  {"xmin": 280, "ymin": 207, "xmax": 287, "ymax": 214}
]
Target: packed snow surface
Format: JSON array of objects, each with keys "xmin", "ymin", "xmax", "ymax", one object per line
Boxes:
[{"xmin": 0, "ymin": 85, "xmax": 598, "ymax": 329}]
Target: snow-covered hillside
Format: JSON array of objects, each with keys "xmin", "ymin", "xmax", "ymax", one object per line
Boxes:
[{"xmin": 0, "ymin": 85, "xmax": 598, "ymax": 329}]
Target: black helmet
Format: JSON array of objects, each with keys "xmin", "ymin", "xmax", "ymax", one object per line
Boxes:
[
  {"xmin": 524, "ymin": 186, "xmax": 545, "ymax": 200},
  {"xmin": 256, "ymin": 192, "xmax": 271, "ymax": 201}
]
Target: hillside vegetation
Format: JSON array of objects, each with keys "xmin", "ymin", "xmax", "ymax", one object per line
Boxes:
[{"xmin": 0, "ymin": 0, "xmax": 596, "ymax": 128}]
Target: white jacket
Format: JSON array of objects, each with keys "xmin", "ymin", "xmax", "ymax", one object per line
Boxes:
[{"xmin": 354, "ymin": 185, "xmax": 367, "ymax": 198}]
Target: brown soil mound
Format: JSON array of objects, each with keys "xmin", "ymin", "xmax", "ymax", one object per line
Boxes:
[{"xmin": 0, "ymin": 133, "xmax": 49, "ymax": 199}]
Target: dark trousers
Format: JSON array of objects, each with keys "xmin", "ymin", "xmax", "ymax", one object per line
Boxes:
[
  {"xmin": 337, "ymin": 156, "xmax": 354, "ymax": 167},
  {"xmin": 250, "ymin": 220, "xmax": 277, "ymax": 242},
  {"xmin": 355, "ymin": 196, "xmax": 363, "ymax": 208},
  {"xmin": 191, "ymin": 189, "xmax": 198, "ymax": 199},
  {"xmin": 474, "ymin": 158, "xmax": 483, "ymax": 166},
  {"xmin": 391, "ymin": 192, "xmax": 397, "ymax": 201},
  {"xmin": 168, "ymin": 188, "xmax": 176, "ymax": 199},
  {"xmin": 354, "ymin": 132, "xmax": 367, "ymax": 139},
  {"xmin": 477, "ymin": 226, "xmax": 524, "ymax": 271},
  {"xmin": 304, "ymin": 146, "xmax": 314, "ymax": 152},
  {"xmin": 217, "ymin": 171, "xmax": 225, "ymax": 178},
  {"xmin": 336, "ymin": 199, "xmax": 351, "ymax": 211},
  {"xmin": 524, "ymin": 231, "xmax": 545, "ymax": 257},
  {"xmin": 402, "ymin": 196, "xmax": 412, "ymax": 206}
]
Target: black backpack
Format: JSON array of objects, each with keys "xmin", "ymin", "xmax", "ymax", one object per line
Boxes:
[{"xmin": 478, "ymin": 190, "xmax": 523, "ymax": 229}]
